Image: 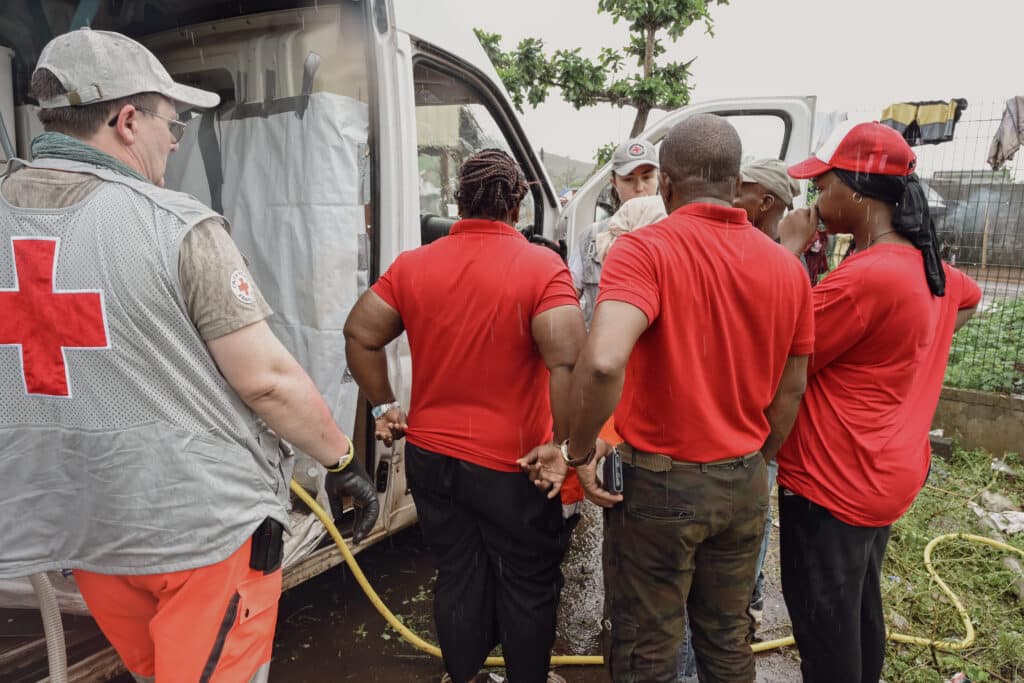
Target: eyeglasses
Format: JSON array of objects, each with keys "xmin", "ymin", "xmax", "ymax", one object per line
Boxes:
[{"xmin": 107, "ymin": 107, "xmax": 189, "ymax": 143}]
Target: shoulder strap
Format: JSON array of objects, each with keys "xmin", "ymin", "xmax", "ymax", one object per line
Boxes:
[{"xmin": 198, "ymin": 114, "xmax": 224, "ymax": 214}]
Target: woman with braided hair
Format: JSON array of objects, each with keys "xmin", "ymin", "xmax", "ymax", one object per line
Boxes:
[
  {"xmin": 344, "ymin": 148, "xmax": 585, "ymax": 683},
  {"xmin": 775, "ymin": 122, "xmax": 981, "ymax": 683},
  {"xmin": 454, "ymin": 147, "xmax": 530, "ymax": 220}
]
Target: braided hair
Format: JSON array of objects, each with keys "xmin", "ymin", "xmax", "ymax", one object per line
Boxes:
[
  {"xmin": 455, "ymin": 149, "xmax": 529, "ymax": 221},
  {"xmin": 834, "ymin": 168, "xmax": 946, "ymax": 297}
]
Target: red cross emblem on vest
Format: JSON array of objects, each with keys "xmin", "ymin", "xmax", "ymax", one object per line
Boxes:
[{"xmin": 0, "ymin": 237, "xmax": 109, "ymax": 397}]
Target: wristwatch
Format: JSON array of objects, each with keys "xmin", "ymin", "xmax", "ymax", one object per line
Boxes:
[
  {"xmin": 371, "ymin": 401, "xmax": 400, "ymax": 420},
  {"xmin": 559, "ymin": 440, "xmax": 596, "ymax": 468},
  {"xmin": 326, "ymin": 435, "xmax": 355, "ymax": 473}
]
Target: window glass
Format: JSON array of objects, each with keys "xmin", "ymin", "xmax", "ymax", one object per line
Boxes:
[
  {"xmin": 722, "ymin": 114, "xmax": 788, "ymax": 163},
  {"xmin": 414, "ymin": 62, "xmax": 535, "ymax": 231}
]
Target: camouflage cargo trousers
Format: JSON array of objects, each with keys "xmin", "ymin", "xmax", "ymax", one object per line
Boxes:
[{"xmin": 602, "ymin": 448, "xmax": 769, "ymax": 683}]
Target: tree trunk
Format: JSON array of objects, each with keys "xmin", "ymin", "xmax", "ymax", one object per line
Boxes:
[
  {"xmin": 629, "ymin": 26, "xmax": 656, "ymax": 138},
  {"xmin": 630, "ymin": 106, "xmax": 651, "ymax": 138}
]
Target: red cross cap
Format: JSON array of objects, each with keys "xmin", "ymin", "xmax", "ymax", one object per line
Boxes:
[{"xmin": 0, "ymin": 237, "xmax": 110, "ymax": 397}]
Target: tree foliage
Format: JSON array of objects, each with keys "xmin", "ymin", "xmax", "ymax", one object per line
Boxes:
[{"xmin": 475, "ymin": 0, "xmax": 729, "ymax": 148}]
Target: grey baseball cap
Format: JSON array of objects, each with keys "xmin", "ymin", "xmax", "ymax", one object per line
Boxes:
[
  {"xmin": 740, "ymin": 158, "xmax": 801, "ymax": 209},
  {"xmin": 611, "ymin": 138, "xmax": 659, "ymax": 176},
  {"xmin": 34, "ymin": 28, "xmax": 219, "ymax": 110}
]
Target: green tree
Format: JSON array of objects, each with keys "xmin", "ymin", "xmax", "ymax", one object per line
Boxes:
[
  {"xmin": 475, "ymin": 0, "xmax": 729, "ymax": 149},
  {"xmin": 593, "ymin": 141, "xmax": 619, "ymax": 168}
]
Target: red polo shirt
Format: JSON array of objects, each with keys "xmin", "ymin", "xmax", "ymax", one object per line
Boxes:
[
  {"xmin": 371, "ymin": 219, "xmax": 579, "ymax": 472},
  {"xmin": 777, "ymin": 245, "xmax": 981, "ymax": 527},
  {"xmin": 597, "ymin": 203, "xmax": 814, "ymax": 462}
]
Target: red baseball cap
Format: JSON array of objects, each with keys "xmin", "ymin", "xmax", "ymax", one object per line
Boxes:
[{"xmin": 788, "ymin": 121, "xmax": 917, "ymax": 179}]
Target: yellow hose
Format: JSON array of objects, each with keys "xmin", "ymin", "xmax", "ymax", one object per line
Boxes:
[{"xmin": 291, "ymin": 480, "xmax": 1024, "ymax": 667}]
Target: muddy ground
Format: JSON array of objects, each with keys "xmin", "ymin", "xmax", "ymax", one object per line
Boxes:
[{"xmin": 269, "ymin": 499, "xmax": 801, "ymax": 682}]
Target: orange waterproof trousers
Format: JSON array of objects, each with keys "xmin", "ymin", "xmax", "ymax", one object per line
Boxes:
[{"xmin": 75, "ymin": 538, "xmax": 281, "ymax": 683}]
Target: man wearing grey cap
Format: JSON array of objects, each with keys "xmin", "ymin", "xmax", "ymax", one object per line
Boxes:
[
  {"xmin": 0, "ymin": 29, "xmax": 377, "ymax": 682},
  {"xmin": 733, "ymin": 158, "xmax": 802, "ymax": 241},
  {"xmin": 568, "ymin": 138, "xmax": 659, "ymax": 326}
]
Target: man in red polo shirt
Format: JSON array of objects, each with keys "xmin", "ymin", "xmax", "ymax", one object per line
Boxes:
[
  {"xmin": 563, "ymin": 114, "xmax": 814, "ymax": 683},
  {"xmin": 343, "ymin": 149, "xmax": 585, "ymax": 683}
]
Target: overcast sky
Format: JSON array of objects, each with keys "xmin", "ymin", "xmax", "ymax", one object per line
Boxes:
[{"xmin": 447, "ymin": 0, "xmax": 1024, "ymax": 167}]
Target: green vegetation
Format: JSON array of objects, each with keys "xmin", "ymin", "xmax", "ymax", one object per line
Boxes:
[
  {"xmin": 475, "ymin": 0, "xmax": 730, "ymax": 162},
  {"xmin": 881, "ymin": 447, "xmax": 1024, "ymax": 682},
  {"xmin": 946, "ymin": 296, "xmax": 1024, "ymax": 395},
  {"xmin": 383, "ymin": 574, "xmax": 436, "ymax": 644}
]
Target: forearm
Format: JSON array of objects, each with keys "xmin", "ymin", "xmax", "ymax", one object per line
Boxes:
[
  {"xmin": 244, "ymin": 368, "xmax": 349, "ymax": 468},
  {"xmin": 567, "ymin": 357, "xmax": 624, "ymax": 460},
  {"xmin": 761, "ymin": 391, "xmax": 803, "ymax": 461},
  {"xmin": 955, "ymin": 306, "xmax": 977, "ymax": 332},
  {"xmin": 548, "ymin": 366, "xmax": 574, "ymax": 443},
  {"xmin": 346, "ymin": 342, "xmax": 397, "ymax": 407}
]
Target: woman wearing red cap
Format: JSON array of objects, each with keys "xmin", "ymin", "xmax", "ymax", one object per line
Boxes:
[{"xmin": 776, "ymin": 121, "xmax": 981, "ymax": 683}]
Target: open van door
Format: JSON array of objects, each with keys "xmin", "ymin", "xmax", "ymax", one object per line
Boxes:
[
  {"xmin": 558, "ymin": 96, "xmax": 817, "ymax": 247},
  {"xmin": 375, "ymin": 0, "xmax": 561, "ymax": 255}
]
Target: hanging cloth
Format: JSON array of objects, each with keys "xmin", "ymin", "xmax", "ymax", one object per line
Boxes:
[{"xmin": 880, "ymin": 99, "xmax": 967, "ymax": 146}]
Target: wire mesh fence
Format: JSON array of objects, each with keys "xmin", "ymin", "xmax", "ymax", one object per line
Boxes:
[{"xmin": 819, "ymin": 98, "xmax": 1024, "ymax": 396}]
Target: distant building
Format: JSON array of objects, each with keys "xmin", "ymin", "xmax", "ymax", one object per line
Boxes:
[{"xmin": 927, "ymin": 170, "xmax": 1024, "ymax": 266}]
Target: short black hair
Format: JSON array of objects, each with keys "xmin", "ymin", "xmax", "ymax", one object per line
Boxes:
[{"xmin": 659, "ymin": 113, "xmax": 742, "ymax": 194}]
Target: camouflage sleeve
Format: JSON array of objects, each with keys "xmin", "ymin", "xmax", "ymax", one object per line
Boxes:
[{"xmin": 178, "ymin": 219, "xmax": 273, "ymax": 341}]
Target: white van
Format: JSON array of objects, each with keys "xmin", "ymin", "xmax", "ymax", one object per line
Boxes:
[{"xmin": 0, "ymin": 0, "xmax": 562, "ymax": 677}]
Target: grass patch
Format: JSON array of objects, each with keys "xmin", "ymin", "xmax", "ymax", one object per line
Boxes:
[
  {"xmin": 946, "ymin": 296, "xmax": 1024, "ymax": 395},
  {"xmin": 381, "ymin": 573, "xmax": 437, "ymax": 644},
  {"xmin": 882, "ymin": 447, "xmax": 1024, "ymax": 682}
]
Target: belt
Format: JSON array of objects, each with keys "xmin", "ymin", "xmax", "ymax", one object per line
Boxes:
[{"xmin": 618, "ymin": 443, "xmax": 762, "ymax": 473}]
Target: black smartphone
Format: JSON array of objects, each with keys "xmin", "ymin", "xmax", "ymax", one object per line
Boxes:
[
  {"xmin": 602, "ymin": 448, "xmax": 624, "ymax": 494},
  {"xmin": 249, "ymin": 517, "xmax": 284, "ymax": 573}
]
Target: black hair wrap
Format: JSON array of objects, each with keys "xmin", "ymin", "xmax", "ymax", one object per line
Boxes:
[{"xmin": 833, "ymin": 168, "xmax": 946, "ymax": 296}]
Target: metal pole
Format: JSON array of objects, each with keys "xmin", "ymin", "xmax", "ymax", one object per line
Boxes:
[{"xmin": 0, "ymin": 108, "xmax": 15, "ymax": 160}]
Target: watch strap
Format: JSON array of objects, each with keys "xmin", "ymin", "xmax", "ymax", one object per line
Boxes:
[
  {"xmin": 560, "ymin": 440, "xmax": 596, "ymax": 468},
  {"xmin": 371, "ymin": 401, "xmax": 400, "ymax": 420},
  {"xmin": 325, "ymin": 435, "xmax": 356, "ymax": 473}
]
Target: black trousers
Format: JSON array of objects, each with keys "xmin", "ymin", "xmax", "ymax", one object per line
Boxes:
[
  {"xmin": 406, "ymin": 442, "xmax": 570, "ymax": 683},
  {"xmin": 779, "ymin": 490, "xmax": 891, "ymax": 683}
]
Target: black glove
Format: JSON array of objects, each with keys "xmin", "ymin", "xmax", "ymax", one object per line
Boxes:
[{"xmin": 324, "ymin": 457, "xmax": 380, "ymax": 544}]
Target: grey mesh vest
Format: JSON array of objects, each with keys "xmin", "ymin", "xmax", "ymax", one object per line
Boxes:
[
  {"xmin": 576, "ymin": 218, "xmax": 610, "ymax": 326},
  {"xmin": 0, "ymin": 158, "xmax": 289, "ymax": 578}
]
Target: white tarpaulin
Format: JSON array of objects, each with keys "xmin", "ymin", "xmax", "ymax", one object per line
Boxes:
[{"xmin": 166, "ymin": 91, "xmax": 371, "ymax": 564}]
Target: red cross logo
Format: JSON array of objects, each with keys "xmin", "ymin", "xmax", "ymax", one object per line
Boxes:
[{"xmin": 0, "ymin": 238, "xmax": 109, "ymax": 397}]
